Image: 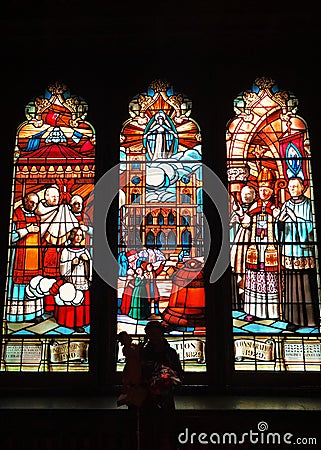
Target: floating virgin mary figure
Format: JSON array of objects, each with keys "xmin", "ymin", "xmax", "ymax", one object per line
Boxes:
[{"xmin": 143, "ymin": 110, "xmax": 178, "ymax": 160}]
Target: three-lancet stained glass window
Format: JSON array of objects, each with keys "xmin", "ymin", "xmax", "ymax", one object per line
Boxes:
[
  {"xmin": 4, "ymin": 76, "xmax": 319, "ymax": 377},
  {"xmin": 2, "ymin": 82, "xmax": 95, "ymax": 372},
  {"xmin": 117, "ymin": 80, "xmax": 206, "ymax": 372},
  {"xmin": 227, "ymin": 77, "xmax": 321, "ymax": 371}
]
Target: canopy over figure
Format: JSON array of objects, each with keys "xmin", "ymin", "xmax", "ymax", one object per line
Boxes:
[{"xmin": 36, "ymin": 185, "xmax": 79, "ymax": 246}]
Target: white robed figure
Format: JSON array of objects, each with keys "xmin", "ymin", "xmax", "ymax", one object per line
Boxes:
[
  {"xmin": 143, "ymin": 110, "xmax": 178, "ymax": 160},
  {"xmin": 230, "ymin": 185, "xmax": 256, "ymax": 310},
  {"xmin": 60, "ymin": 230, "xmax": 92, "ymax": 290},
  {"xmin": 55, "ymin": 227, "xmax": 92, "ymax": 332}
]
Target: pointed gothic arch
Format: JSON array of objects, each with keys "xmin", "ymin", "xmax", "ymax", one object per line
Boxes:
[
  {"xmin": 1, "ymin": 82, "xmax": 95, "ymax": 372},
  {"xmin": 117, "ymin": 80, "xmax": 206, "ymax": 373},
  {"xmin": 227, "ymin": 77, "xmax": 320, "ymax": 372},
  {"xmin": 167, "ymin": 230, "xmax": 177, "ymax": 250}
]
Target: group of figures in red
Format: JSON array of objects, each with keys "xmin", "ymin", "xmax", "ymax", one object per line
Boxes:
[{"xmin": 6, "ymin": 82, "xmax": 95, "ymax": 334}]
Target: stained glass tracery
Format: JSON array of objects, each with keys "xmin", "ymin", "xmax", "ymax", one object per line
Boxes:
[
  {"xmin": 227, "ymin": 77, "xmax": 321, "ymax": 371},
  {"xmin": 2, "ymin": 82, "xmax": 95, "ymax": 372},
  {"xmin": 117, "ymin": 80, "xmax": 206, "ymax": 372}
]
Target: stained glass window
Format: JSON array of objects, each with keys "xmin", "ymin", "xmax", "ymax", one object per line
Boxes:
[
  {"xmin": 2, "ymin": 82, "xmax": 95, "ymax": 372},
  {"xmin": 117, "ymin": 80, "xmax": 206, "ymax": 372},
  {"xmin": 227, "ymin": 77, "xmax": 321, "ymax": 371}
]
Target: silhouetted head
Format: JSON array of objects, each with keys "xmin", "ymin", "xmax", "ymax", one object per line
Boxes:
[
  {"xmin": 117, "ymin": 331, "xmax": 132, "ymax": 346},
  {"xmin": 144, "ymin": 321, "xmax": 165, "ymax": 345}
]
